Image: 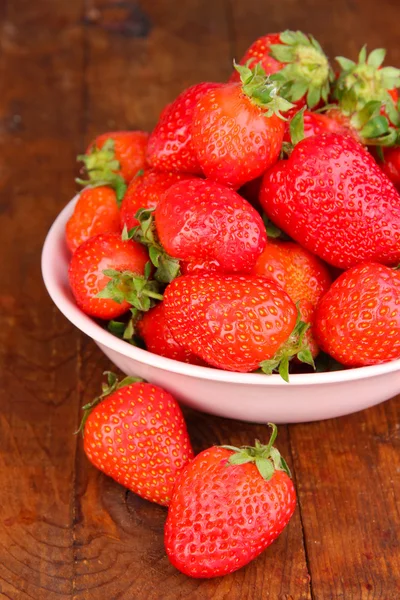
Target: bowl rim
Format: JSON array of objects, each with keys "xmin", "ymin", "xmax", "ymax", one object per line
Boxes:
[{"xmin": 41, "ymin": 195, "xmax": 400, "ymax": 387}]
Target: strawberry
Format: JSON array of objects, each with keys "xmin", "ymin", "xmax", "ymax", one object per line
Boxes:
[
  {"xmin": 78, "ymin": 131, "xmax": 149, "ymax": 204},
  {"xmin": 314, "ymin": 263, "xmax": 400, "ymax": 366},
  {"xmin": 284, "ymin": 109, "xmax": 356, "ymax": 144},
  {"xmin": 82, "ymin": 372, "xmax": 194, "ymax": 506},
  {"xmin": 230, "ymin": 30, "xmax": 333, "ymax": 111},
  {"xmin": 147, "ymin": 82, "xmax": 222, "ymax": 174},
  {"xmin": 68, "ymin": 232, "xmax": 162, "ymax": 320},
  {"xmin": 163, "ymin": 274, "xmax": 314, "ymax": 378},
  {"xmin": 253, "ymin": 240, "xmax": 332, "ymax": 357},
  {"xmin": 65, "ymin": 186, "xmax": 121, "ymax": 253},
  {"xmin": 260, "ymin": 133, "xmax": 400, "ymax": 269},
  {"xmin": 155, "ymin": 179, "xmax": 267, "ymax": 273},
  {"xmin": 120, "ymin": 169, "xmax": 193, "ymax": 231},
  {"xmin": 379, "ymin": 147, "xmax": 400, "ymax": 192},
  {"xmin": 137, "ymin": 303, "xmax": 206, "ymax": 365},
  {"xmin": 191, "ymin": 64, "xmax": 293, "ymax": 189},
  {"xmin": 165, "ymin": 424, "xmax": 296, "ymax": 578}
]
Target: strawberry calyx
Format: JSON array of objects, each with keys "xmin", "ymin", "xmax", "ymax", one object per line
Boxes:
[
  {"xmin": 77, "ymin": 139, "xmax": 127, "ymax": 205},
  {"xmin": 235, "ymin": 62, "xmax": 295, "ymax": 119},
  {"xmin": 96, "ymin": 264, "xmax": 163, "ymax": 311},
  {"xmin": 123, "ymin": 208, "xmax": 181, "ymax": 284},
  {"xmin": 268, "ymin": 30, "xmax": 334, "ymax": 108},
  {"xmin": 221, "ymin": 423, "xmax": 291, "ymax": 480},
  {"xmin": 108, "ymin": 307, "xmax": 142, "ymax": 344},
  {"xmin": 259, "ymin": 308, "xmax": 315, "ymax": 382},
  {"xmin": 76, "ymin": 371, "xmax": 144, "ymax": 434}
]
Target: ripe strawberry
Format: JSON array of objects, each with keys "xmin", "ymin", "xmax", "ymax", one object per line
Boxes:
[
  {"xmin": 78, "ymin": 131, "xmax": 149, "ymax": 203},
  {"xmin": 137, "ymin": 303, "xmax": 206, "ymax": 365},
  {"xmin": 191, "ymin": 64, "xmax": 293, "ymax": 189},
  {"xmin": 82, "ymin": 373, "xmax": 194, "ymax": 506},
  {"xmin": 253, "ymin": 240, "xmax": 332, "ymax": 356},
  {"xmin": 379, "ymin": 147, "xmax": 400, "ymax": 192},
  {"xmin": 165, "ymin": 424, "xmax": 296, "ymax": 578},
  {"xmin": 120, "ymin": 169, "xmax": 193, "ymax": 231},
  {"xmin": 68, "ymin": 232, "xmax": 161, "ymax": 319},
  {"xmin": 260, "ymin": 133, "xmax": 400, "ymax": 268},
  {"xmin": 314, "ymin": 263, "xmax": 400, "ymax": 366},
  {"xmin": 230, "ymin": 30, "xmax": 333, "ymax": 110},
  {"xmin": 155, "ymin": 179, "xmax": 267, "ymax": 273},
  {"xmin": 284, "ymin": 109, "xmax": 356, "ymax": 144},
  {"xmin": 66, "ymin": 186, "xmax": 121, "ymax": 253},
  {"xmin": 147, "ymin": 82, "xmax": 222, "ymax": 174},
  {"xmin": 163, "ymin": 274, "xmax": 314, "ymax": 377}
]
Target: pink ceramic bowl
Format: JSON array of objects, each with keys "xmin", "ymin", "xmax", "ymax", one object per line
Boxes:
[{"xmin": 41, "ymin": 196, "xmax": 400, "ymax": 423}]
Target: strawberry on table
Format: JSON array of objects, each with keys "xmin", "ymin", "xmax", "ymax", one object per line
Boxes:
[
  {"xmin": 165, "ymin": 423, "xmax": 296, "ymax": 578},
  {"xmin": 66, "ymin": 186, "xmax": 121, "ymax": 253},
  {"xmin": 163, "ymin": 274, "xmax": 314, "ymax": 378},
  {"xmin": 314, "ymin": 263, "xmax": 400, "ymax": 367},
  {"xmin": 82, "ymin": 372, "xmax": 194, "ymax": 506},
  {"xmin": 68, "ymin": 232, "xmax": 162, "ymax": 320},
  {"xmin": 147, "ymin": 82, "xmax": 222, "ymax": 174},
  {"xmin": 260, "ymin": 133, "xmax": 400, "ymax": 269},
  {"xmin": 253, "ymin": 240, "xmax": 332, "ymax": 357},
  {"xmin": 155, "ymin": 179, "xmax": 267, "ymax": 274},
  {"xmin": 120, "ymin": 169, "xmax": 193, "ymax": 231},
  {"xmin": 230, "ymin": 30, "xmax": 333, "ymax": 111},
  {"xmin": 191, "ymin": 63, "xmax": 293, "ymax": 189},
  {"xmin": 137, "ymin": 303, "xmax": 206, "ymax": 365}
]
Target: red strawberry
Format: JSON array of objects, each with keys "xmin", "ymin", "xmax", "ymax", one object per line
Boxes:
[
  {"xmin": 165, "ymin": 424, "xmax": 296, "ymax": 578},
  {"xmin": 253, "ymin": 240, "xmax": 332, "ymax": 356},
  {"xmin": 120, "ymin": 169, "xmax": 193, "ymax": 231},
  {"xmin": 314, "ymin": 263, "xmax": 400, "ymax": 366},
  {"xmin": 191, "ymin": 64, "xmax": 293, "ymax": 189},
  {"xmin": 163, "ymin": 274, "xmax": 314, "ymax": 377},
  {"xmin": 68, "ymin": 232, "xmax": 161, "ymax": 319},
  {"xmin": 82, "ymin": 373, "xmax": 194, "ymax": 506},
  {"xmin": 137, "ymin": 303, "xmax": 206, "ymax": 365},
  {"xmin": 66, "ymin": 186, "xmax": 121, "ymax": 253},
  {"xmin": 284, "ymin": 109, "xmax": 356, "ymax": 144},
  {"xmin": 230, "ymin": 30, "xmax": 332, "ymax": 111},
  {"xmin": 147, "ymin": 82, "xmax": 222, "ymax": 174},
  {"xmin": 155, "ymin": 179, "xmax": 267, "ymax": 273},
  {"xmin": 379, "ymin": 147, "xmax": 400, "ymax": 192},
  {"xmin": 260, "ymin": 133, "xmax": 400, "ymax": 269}
]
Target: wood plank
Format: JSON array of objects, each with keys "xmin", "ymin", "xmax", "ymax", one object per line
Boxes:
[
  {"xmin": 0, "ymin": 1, "xmax": 85, "ymax": 598},
  {"xmin": 72, "ymin": 1, "xmax": 311, "ymax": 598}
]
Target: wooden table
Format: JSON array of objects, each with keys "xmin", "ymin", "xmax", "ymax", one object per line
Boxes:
[{"xmin": 1, "ymin": 1, "xmax": 400, "ymax": 598}]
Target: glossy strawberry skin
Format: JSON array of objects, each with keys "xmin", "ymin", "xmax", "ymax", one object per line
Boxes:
[
  {"xmin": 229, "ymin": 33, "xmax": 283, "ymax": 83},
  {"xmin": 66, "ymin": 186, "xmax": 121, "ymax": 253},
  {"xmin": 314, "ymin": 263, "xmax": 400, "ymax": 367},
  {"xmin": 120, "ymin": 170, "xmax": 193, "ymax": 230},
  {"xmin": 163, "ymin": 274, "xmax": 297, "ymax": 372},
  {"xmin": 284, "ymin": 109, "xmax": 357, "ymax": 144},
  {"xmin": 89, "ymin": 131, "xmax": 149, "ymax": 183},
  {"xmin": 84, "ymin": 382, "xmax": 194, "ymax": 506},
  {"xmin": 155, "ymin": 179, "xmax": 267, "ymax": 273},
  {"xmin": 260, "ymin": 133, "xmax": 400, "ymax": 268},
  {"xmin": 137, "ymin": 303, "xmax": 206, "ymax": 366},
  {"xmin": 147, "ymin": 83, "xmax": 222, "ymax": 174},
  {"xmin": 253, "ymin": 240, "xmax": 332, "ymax": 356},
  {"xmin": 68, "ymin": 232, "xmax": 148, "ymax": 319},
  {"xmin": 165, "ymin": 446, "xmax": 296, "ymax": 578},
  {"xmin": 380, "ymin": 147, "xmax": 400, "ymax": 192},
  {"xmin": 191, "ymin": 84, "xmax": 285, "ymax": 189}
]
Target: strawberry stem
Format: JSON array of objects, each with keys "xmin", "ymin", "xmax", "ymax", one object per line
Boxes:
[
  {"xmin": 76, "ymin": 371, "xmax": 144, "ymax": 435},
  {"xmin": 259, "ymin": 306, "xmax": 315, "ymax": 382},
  {"xmin": 77, "ymin": 139, "xmax": 127, "ymax": 205},
  {"xmin": 221, "ymin": 423, "xmax": 291, "ymax": 480},
  {"xmin": 96, "ymin": 267, "xmax": 163, "ymax": 311}
]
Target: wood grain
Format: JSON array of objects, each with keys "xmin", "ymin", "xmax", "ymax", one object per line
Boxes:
[{"xmin": 0, "ymin": 0, "xmax": 399, "ymax": 598}]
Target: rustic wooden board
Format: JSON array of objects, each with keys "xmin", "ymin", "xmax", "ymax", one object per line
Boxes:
[{"xmin": 0, "ymin": 0, "xmax": 399, "ymax": 599}]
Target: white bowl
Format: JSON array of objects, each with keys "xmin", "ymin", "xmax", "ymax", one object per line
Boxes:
[{"xmin": 41, "ymin": 196, "xmax": 400, "ymax": 423}]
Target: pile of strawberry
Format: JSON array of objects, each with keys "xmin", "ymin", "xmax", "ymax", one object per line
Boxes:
[
  {"xmin": 67, "ymin": 31, "xmax": 400, "ymax": 379},
  {"xmin": 81, "ymin": 372, "xmax": 296, "ymax": 577}
]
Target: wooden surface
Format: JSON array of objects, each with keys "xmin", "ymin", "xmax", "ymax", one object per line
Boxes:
[{"xmin": 0, "ymin": 0, "xmax": 399, "ymax": 598}]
